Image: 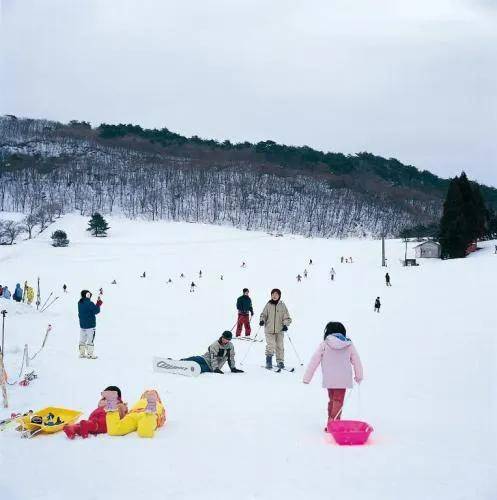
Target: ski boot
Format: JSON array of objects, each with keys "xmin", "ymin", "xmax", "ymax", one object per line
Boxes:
[
  {"xmin": 86, "ymin": 345, "xmax": 98, "ymax": 359},
  {"xmin": 265, "ymin": 356, "xmax": 273, "ymax": 370},
  {"xmin": 144, "ymin": 391, "xmax": 158, "ymax": 414},
  {"xmin": 277, "ymin": 361, "xmax": 285, "ymax": 369}
]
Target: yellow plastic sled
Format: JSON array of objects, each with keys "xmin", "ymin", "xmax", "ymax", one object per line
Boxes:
[{"xmin": 19, "ymin": 407, "xmax": 82, "ymax": 437}]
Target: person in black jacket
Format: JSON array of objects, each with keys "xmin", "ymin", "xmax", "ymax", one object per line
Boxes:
[
  {"xmin": 374, "ymin": 297, "xmax": 381, "ymax": 313},
  {"xmin": 235, "ymin": 288, "xmax": 254, "ymax": 337}
]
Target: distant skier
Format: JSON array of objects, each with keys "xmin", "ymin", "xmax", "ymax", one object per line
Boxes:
[
  {"xmin": 236, "ymin": 288, "xmax": 254, "ymax": 337},
  {"xmin": 111, "ymin": 280, "xmax": 117, "ymax": 284},
  {"xmin": 181, "ymin": 331, "xmax": 244, "ymax": 374},
  {"xmin": 495, "ymin": 245, "xmax": 497, "ymax": 254},
  {"xmin": 303, "ymin": 321, "xmax": 363, "ymax": 429},
  {"xmin": 167, "ymin": 278, "xmax": 172, "ymax": 284},
  {"xmin": 241, "ymin": 262, "xmax": 247, "ymax": 268},
  {"xmin": 78, "ymin": 290, "xmax": 102, "ymax": 359},
  {"xmin": 304, "ymin": 269, "xmax": 308, "ymax": 278},
  {"xmin": 309, "ymin": 259, "xmax": 313, "ymax": 265},
  {"xmin": 0, "ymin": 285, "xmax": 3, "ymax": 296},
  {"xmin": 385, "ymin": 273, "xmax": 391, "ymax": 286},
  {"xmin": 13, "ymin": 283, "xmax": 23, "ymax": 302},
  {"xmin": 259, "ymin": 289, "xmax": 292, "ymax": 369},
  {"xmin": 99, "ymin": 287, "xmax": 104, "ymax": 295},
  {"xmin": 297, "ymin": 274, "xmax": 302, "ymax": 282},
  {"xmin": 330, "ymin": 268, "xmax": 336, "ymax": 281},
  {"xmin": 349, "ymin": 257, "xmax": 353, "ymax": 263},
  {"xmin": 190, "ymin": 282, "xmax": 196, "ymax": 293},
  {"xmin": 199, "ymin": 270, "xmax": 202, "ymax": 278},
  {"xmin": 141, "ymin": 272, "xmax": 146, "ymax": 278},
  {"xmin": 63, "ymin": 284, "xmax": 68, "ymax": 293},
  {"xmin": 341, "ymin": 256, "xmax": 344, "ymax": 263},
  {"xmin": 220, "ymin": 275, "xmax": 223, "ymax": 281},
  {"xmin": 374, "ymin": 297, "xmax": 381, "ymax": 313},
  {"xmin": 2, "ymin": 286, "xmax": 11, "ymax": 299},
  {"xmin": 180, "ymin": 273, "xmax": 185, "ymax": 278}
]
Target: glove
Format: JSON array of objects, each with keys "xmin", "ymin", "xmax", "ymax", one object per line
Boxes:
[
  {"xmin": 354, "ymin": 376, "xmax": 362, "ymax": 384},
  {"xmin": 282, "ymin": 325, "xmax": 288, "ymax": 332},
  {"xmin": 259, "ymin": 320, "xmax": 264, "ymax": 326},
  {"xmin": 96, "ymin": 299, "xmax": 103, "ymax": 307},
  {"xmin": 213, "ymin": 368, "xmax": 224, "ymax": 374},
  {"xmin": 231, "ymin": 368, "xmax": 244, "ymax": 373}
]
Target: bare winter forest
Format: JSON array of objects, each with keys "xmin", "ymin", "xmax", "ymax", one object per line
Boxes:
[{"xmin": 0, "ymin": 116, "xmax": 453, "ymax": 238}]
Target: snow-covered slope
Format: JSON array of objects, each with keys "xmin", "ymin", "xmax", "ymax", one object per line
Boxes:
[{"xmin": 0, "ymin": 215, "xmax": 495, "ymax": 500}]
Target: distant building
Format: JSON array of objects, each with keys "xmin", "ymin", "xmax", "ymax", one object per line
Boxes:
[{"xmin": 414, "ymin": 241, "xmax": 441, "ymax": 258}]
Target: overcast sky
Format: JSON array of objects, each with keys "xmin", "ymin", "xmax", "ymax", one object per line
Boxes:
[{"xmin": 1, "ymin": 0, "xmax": 496, "ymax": 186}]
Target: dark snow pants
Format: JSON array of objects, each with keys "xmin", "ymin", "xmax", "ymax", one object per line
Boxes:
[{"xmin": 182, "ymin": 356, "xmax": 211, "ymax": 373}]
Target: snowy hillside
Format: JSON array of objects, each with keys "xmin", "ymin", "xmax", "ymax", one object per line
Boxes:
[{"xmin": 0, "ymin": 215, "xmax": 495, "ymax": 500}]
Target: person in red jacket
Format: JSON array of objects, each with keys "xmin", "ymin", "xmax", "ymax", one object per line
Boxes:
[{"xmin": 63, "ymin": 385, "xmax": 127, "ymax": 439}]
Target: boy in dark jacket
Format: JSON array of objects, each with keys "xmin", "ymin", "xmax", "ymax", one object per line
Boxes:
[
  {"xmin": 235, "ymin": 288, "xmax": 254, "ymax": 337},
  {"xmin": 78, "ymin": 290, "xmax": 102, "ymax": 359}
]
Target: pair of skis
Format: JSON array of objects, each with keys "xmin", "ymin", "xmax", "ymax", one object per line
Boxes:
[
  {"xmin": 234, "ymin": 336, "xmax": 263, "ymax": 343},
  {"xmin": 263, "ymin": 365, "xmax": 295, "ymax": 373}
]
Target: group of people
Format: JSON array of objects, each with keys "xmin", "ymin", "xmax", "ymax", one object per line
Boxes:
[
  {"xmin": 0, "ymin": 282, "xmax": 34, "ymax": 304},
  {"xmin": 63, "ymin": 387, "xmax": 166, "ymax": 439},
  {"xmin": 76, "ymin": 283, "xmax": 363, "ymax": 430}
]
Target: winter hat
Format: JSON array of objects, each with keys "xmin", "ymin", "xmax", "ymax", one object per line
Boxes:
[
  {"xmin": 80, "ymin": 290, "xmax": 92, "ymax": 299},
  {"xmin": 323, "ymin": 321, "xmax": 347, "ymax": 340},
  {"xmin": 270, "ymin": 288, "xmax": 281, "ymax": 298},
  {"xmin": 221, "ymin": 331, "xmax": 233, "ymax": 340},
  {"xmin": 243, "ymin": 288, "xmax": 249, "ymax": 293},
  {"xmin": 104, "ymin": 385, "xmax": 122, "ymax": 399}
]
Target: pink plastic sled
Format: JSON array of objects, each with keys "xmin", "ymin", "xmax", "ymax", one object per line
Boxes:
[{"xmin": 327, "ymin": 420, "xmax": 373, "ymax": 445}]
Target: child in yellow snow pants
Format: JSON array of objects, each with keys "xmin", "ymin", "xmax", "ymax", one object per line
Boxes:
[{"xmin": 104, "ymin": 389, "xmax": 166, "ymax": 438}]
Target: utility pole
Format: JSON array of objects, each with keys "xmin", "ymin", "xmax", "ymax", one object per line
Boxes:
[{"xmin": 381, "ymin": 236, "xmax": 387, "ymax": 267}]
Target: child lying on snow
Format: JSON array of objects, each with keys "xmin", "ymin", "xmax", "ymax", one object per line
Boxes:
[
  {"xmin": 104, "ymin": 389, "xmax": 165, "ymax": 438},
  {"xmin": 63, "ymin": 385, "xmax": 128, "ymax": 439}
]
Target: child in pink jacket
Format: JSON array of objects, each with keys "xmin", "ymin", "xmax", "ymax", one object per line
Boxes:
[{"xmin": 303, "ymin": 322, "xmax": 363, "ymax": 430}]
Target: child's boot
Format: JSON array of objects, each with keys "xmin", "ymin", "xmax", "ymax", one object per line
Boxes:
[
  {"xmin": 63, "ymin": 424, "xmax": 77, "ymax": 439},
  {"xmin": 78, "ymin": 345, "xmax": 86, "ymax": 358},
  {"xmin": 102, "ymin": 390, "xmax": 119, "ymax": 411},
  {"xmin": 144, "ymin": 391, "xmax": 158, "ymax": 413},
  {"xmin": 86, "ymin": 345, "xmax": 98, "ymax": 359}
]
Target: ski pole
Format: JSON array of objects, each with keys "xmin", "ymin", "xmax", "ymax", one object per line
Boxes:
[
  {"xmin": 229, "ymin": 320, "xmax": 237, "ymax": 332},
  {"xmin": 40, "ymin": 297, "xmax": 59, "ymax": 313},
  {"xmin": 287, "ymin": 334, "xmax": 303, "ymax": 366},
  {"xmin": 240, "ymin": 326, "xmax": 261, "ymax": 366},
  {"xmin": 39, "ymin": 292, "xmax": 53, "ymax": 312}
]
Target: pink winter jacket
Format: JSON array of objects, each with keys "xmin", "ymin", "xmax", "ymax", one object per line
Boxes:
[{"xmin": 303, "ymin": 335, "xmax": 363, "ymax": 389}]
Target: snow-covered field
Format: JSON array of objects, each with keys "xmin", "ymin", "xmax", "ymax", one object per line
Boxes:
[{"xmin": 0, "ymin": 214, "xmax": 495, "ymax": 500}]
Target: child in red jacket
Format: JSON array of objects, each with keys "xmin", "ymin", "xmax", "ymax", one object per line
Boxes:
[{"xmin": 63, "ymin": 385, "xmax": 127, "ymax": 439}]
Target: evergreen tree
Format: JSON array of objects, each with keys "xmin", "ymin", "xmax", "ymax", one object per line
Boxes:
[
  {"xmin": 439, "ymin": 172, "xmax": 488, "ymax": 258},
  {"xmin": 51, "ymin": 230, "xmax": 69, "ymax": 247},
  {"xmin": 87, "ymin": 213, "xmax": 110, "ymax": 237}
]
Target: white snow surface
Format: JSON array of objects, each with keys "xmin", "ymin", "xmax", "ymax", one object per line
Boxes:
[{"xmin": 0, "ymin": 215, "xmax": 495, "ymax": 500}]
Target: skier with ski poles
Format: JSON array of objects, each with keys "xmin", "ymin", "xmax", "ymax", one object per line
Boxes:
[
  {"xmin": 259, "ymin": 289, "xmax": 292, "ymax": 370},
  {"xmin": 78, "ymin": 290, "xmax": 102, "ymax": 359},
  {"xmin": 235, "ymin": 288, "xmax": 253, "ymax": 337},
  {"xmin": 181, "ymin": 331, "xmax": 244, "ymax": 374}
]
